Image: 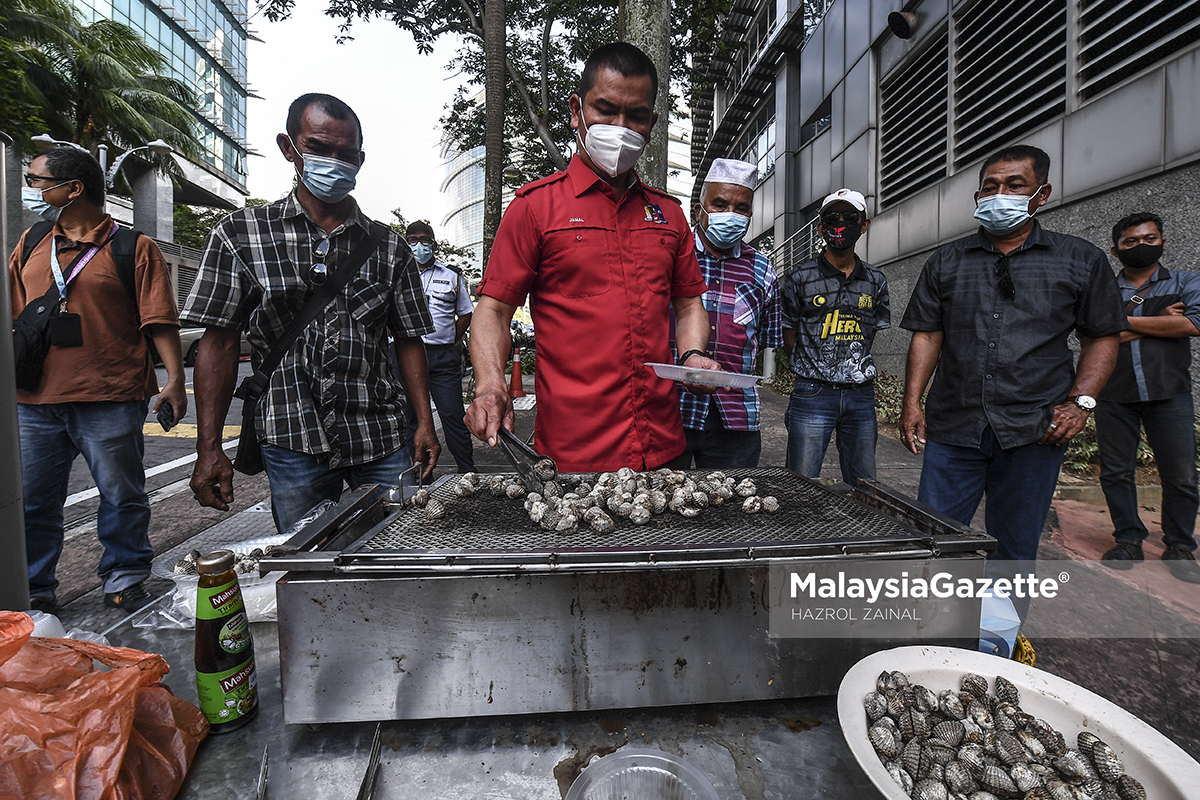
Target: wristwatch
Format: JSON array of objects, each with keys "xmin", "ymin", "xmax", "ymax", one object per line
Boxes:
[{"xmin": 1069, "ymin": 394, "xmax": 1097, "ymax": 412}]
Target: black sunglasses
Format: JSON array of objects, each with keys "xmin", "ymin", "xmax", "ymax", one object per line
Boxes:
[
  {"xmin": 821, "ymin": 210, "xmax": 863, "ymax": 227},
  {"xmin": 994, "ymin": 254, "xmax": 1015, "ymax": 300},
  {"xmin": 24, "ymin": 173, "xmax": 60, "ymax": 187},
  {"xmin": 309, "ymin": 237, "xmax": 330, "ymax": 285}
]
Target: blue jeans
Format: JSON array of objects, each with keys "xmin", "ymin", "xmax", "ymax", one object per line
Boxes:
[
  {"xmin": 406, "ymin": 343, "xmax": 475, "ymax": 472},
  {"xmin": 261, "ymin": 443, "xmax": 414, "ymax": 535},
  {"xmin": 784, "ymin": 379, "xmax": 877, "ymax": 486},
  {"xmin": 918, "ymin": 427, "xmax": 1066, "ymax": 563},
  {"xmin": 20, "ymin": 401, "xmax": 152, "ymax": 603},
  {"xmin": 1096, "ymin": 392, "xmax": 1198, "ymax": 551}
]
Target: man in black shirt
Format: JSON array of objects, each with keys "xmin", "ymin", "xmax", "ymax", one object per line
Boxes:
[
  {"xmin": 1097, "ymin": 212, "xmax": 1200, "ymax": 583},
  {"xmin": 900, "ymin": 145, "xmax": 1127, "ymax": 573}
]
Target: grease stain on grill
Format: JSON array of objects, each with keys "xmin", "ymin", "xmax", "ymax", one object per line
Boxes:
[
  {"xmin": 780, "ymin": 716, "xmax": 822, "ymax": 733},
  {"xmin": 695, "ymin": 709, "xmax": 719, "ymax": 727},
  {"xmin": 600, "ymin": 714, "xmax": 626, "ymax": 734}
]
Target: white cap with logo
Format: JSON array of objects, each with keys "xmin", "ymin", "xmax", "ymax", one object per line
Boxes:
[
  {"xmin": 820, "ymin": 188, "xmax": 867, "ymax": 213},
  {"xmin": 704, "ymin": 158, "xmax": 758, "ymax": 189}
]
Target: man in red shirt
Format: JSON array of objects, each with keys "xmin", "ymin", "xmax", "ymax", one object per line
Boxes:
[{"xmin": 466, "ymin": 42, "xmax": 718, "ymax": 472}]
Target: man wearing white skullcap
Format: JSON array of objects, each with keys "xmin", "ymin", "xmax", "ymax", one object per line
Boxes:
[
  {"xmin": 671, "ymin": 158, "xmax": 783, "ymax": 467},
  {"xmin": 779, "ymin": 188, "xmax": 890, "ymax": 486}
]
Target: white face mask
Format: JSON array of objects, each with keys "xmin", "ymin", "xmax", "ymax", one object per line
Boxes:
[{"xmin": 577, "ymin": 114, "xmax": 647, "ymax": 178}]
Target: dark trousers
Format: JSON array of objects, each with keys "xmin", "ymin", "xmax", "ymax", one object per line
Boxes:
[
  {"xmin": 1096, "ymin": 392, "xmax": 1198, "ymax": 551},
  {"xmin": 679, "ymin": 405, "xmax": 762, "ymax": 469},
  {"xmin": 406, "ymin": 343, "xmax": 475, "ymax": 472}
]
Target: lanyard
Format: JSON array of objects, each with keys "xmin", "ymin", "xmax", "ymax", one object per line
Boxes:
[{"xmin": 50, "ymin": 223, "xmax": 119, "ymax": 308}]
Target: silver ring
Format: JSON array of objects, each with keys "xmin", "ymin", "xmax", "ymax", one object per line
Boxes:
[{"xmin": 1049, "ymin": 423, "xmax": 1059, "ymax": 430}]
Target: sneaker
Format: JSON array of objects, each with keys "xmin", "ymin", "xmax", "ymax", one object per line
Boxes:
[
  {"xmin": 1101, "ymin": 541, "xmax": 1144, "ymax": 570},
  {"xmin": 1162, "ymin": 547, "xmax": 1200, "ymax": 584},
  {"xmin": 103, "ymin": 583, "xmax": 153, "ymax": 610}
]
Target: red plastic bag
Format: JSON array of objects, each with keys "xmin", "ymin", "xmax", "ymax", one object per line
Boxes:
[{"xmin": 0, "ymin": 611, "xmax": 209, "ymax": 799}]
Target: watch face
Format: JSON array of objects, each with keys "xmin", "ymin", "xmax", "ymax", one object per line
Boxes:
[{"xmin": 1075, "ymin": 395, "xmax": 1097, "ymax": 411}]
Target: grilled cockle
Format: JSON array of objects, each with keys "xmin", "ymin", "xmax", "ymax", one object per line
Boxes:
[
  {"xmin": 533, "ymin": 458, "xmax": 558, "ymax": 482},
  {"xmin": 411, "ymin": 488, "xmax": 431, "ymax": 508},
  {"xmin": 424, "ymin": 498, "xmax": 446, "ymax": 519},
  {"xmin": 760, "ymin": 496, "xmax": 780, "ymax": 513},
  {"xmin": 742, "ymin": 496, "xmax": 763, "ymax": 514},
  {"xmin": 735, "ymin": 478, "xmax": 757, "ymax": 497},
  {"xmin": 172, "ymin": 549, "xmax": 202, "ymax": 575},
  {"xmin": 864, "ymin": 670, "xmax": 1147, "ymax": 800}
]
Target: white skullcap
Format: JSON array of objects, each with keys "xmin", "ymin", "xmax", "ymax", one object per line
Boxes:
[{"xmin": 704, "ymin": 158, "xmax": 757, "ymax": 189}]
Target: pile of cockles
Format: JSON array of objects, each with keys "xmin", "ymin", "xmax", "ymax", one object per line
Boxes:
[
  {"xmin": 865, "ymin": 669, "xmax": 1147, "ymax": 800},
  {"xmin": 173, "ymin": 547, "xmax": 275, "ymax": 575},
  {"xmin": 409, "ymin": 468, "xmax": 780, "ymax": 532}
]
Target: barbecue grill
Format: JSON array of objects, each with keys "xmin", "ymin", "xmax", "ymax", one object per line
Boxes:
[{"xmin": 261, "ymin": 469, "xmax": 995, "ymax": 724}]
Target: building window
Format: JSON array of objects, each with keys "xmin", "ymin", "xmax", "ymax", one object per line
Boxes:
[
  {"xmin": 1078, "ymin": 0, "xmax": 1200, "ymax": 101},
  {"xmin": 953, "ymin": 0, "xmax": 1067, "ymax": 169},
  {"xmin": 879, "ymin": 26, "xmax": 949, "ymax": 207},
  {"xmin": 799, "ymin": 95, "xmax": 831, "ymax": 148},
  {"xmin": 731, "ymin": 98, "xmax": 776, "ymax": 183}
]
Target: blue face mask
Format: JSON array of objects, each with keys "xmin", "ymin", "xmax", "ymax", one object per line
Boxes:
[
  {"xmin": 289, "ymin": 136, "xmax": 359, "ymax": 203},
  {"xmin": 22, "ymin": 184, "xmax": 71, "ymax": 222},
  {"xmin": 411, "ymin": 242, "xmax": 433, "ymax": 264},
  {"xmin": 974, "ymin": 187, "xmax": 1044, "ymax": 235},
  {"xmin": 703, "ymin": 210, "xmax": 750, "ymax": 250}
]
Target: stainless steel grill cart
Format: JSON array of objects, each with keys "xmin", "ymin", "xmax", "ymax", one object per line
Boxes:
[{"xmin": 261, "ymin": 469, "xmax": 994, "ymax": 724}]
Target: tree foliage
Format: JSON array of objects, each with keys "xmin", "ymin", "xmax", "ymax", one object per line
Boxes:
[
  {"xmin": 0, "ymin": 0, "xmax": 200, "ymax": 177},
  {"xmin": 260, "ymin": 0, "xmax": 730, "ymax": 185},
  {"xmin": 174, "ymin": 198, "xmax": 269, "ymax": 249}
]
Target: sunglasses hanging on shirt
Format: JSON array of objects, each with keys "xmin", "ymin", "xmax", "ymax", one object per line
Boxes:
[
  {"xmin": 310, "ymin": 237, "xmax": 330, "ymax": 286},
  {"xmin": 994, "ymin": 254, "xmax": 1015, "ymax": 300}
]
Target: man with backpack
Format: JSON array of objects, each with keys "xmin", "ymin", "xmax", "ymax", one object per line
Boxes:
[{"xmin": 9, "ymin": 145, "xmax": 186, "ymax": 612}]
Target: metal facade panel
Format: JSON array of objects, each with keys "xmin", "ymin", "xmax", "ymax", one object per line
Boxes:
[
  {"xmin": 844, "ymin": 0, "xmax": 872, "ymax": 66},
  {"xmin": 831, "ymin": 82, "xmax": 846, "ymax": 155},
  {"xmin": 843, "ymin": 55, "xmax": 872, "ymax": 149},
  {"xmin": 842, "ymin": 132, "xmax": 872, "ymax": 201},
  {"xmin": 865, "ymin": 206, "xmax": 900, "ymax": 265},
  {"xmin": 799, "ymin": 141, "xmax": 815, "ymax": 210},
  {"xmin": 811, "ymin": 128, "xmax": 834, "ymax": 202},
  {"xmin": 1062, "ymin": 72, "xmax": 1165, "ymax": 197},
  {"xmin": 823, "ymin": 0, "xmax": 846, "ymax": 98},
  {"xmin": 800, "ymin": 27, "xmax": 825, "ymax": 125},
  {"xmin": 1166, "ymin": 49, "xmax": 1200, "ymax": 166},
  {"xmin": 831, "ymin": 150, "xmax": 846, "ymax": 194},
  {"xmin": 937, "ymin": 167, "xmax": 982, "ymax": 245},
  {"xmin": 898, "ymin": 183, "xmax": 941, "ymax": 256}
]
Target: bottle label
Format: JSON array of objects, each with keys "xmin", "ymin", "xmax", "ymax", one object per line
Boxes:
[
  {"xmin": 197, "ymin": 656, "xmax": 258, "ymax": 726},
  {"xmin": 197, "ymin": 576, "xmax": 244, "ymax": 620}
]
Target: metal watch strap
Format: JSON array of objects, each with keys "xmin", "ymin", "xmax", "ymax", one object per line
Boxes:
[{"xmin": 677, "ymin": 349, "xmax": 708, "ymax": 366}]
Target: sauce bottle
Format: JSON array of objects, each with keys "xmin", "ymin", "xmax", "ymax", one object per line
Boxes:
[{"xmin": 195, "ymin": 549, "xmax": 259, "ymax": 734}]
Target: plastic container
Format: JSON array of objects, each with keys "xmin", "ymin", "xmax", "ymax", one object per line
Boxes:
[
  {"xmin": 564, "ymin": 750, "xmax": 720, "ymax": 800},
  {"xmin": 152, "ymin": 534, "xmax": 287, "ymax": 624},
  {"xmin": 645, "ymin": 362, "xmax": 761, "ymax": 389}
]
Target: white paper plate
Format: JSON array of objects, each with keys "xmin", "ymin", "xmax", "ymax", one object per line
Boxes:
[
  {"xmin": 645, "ymin": 362, "xmax": 761, "ymax": 389},
  {"xmin": 837, "ymin": 645, "xmax": 1200, "ymax": 800}
]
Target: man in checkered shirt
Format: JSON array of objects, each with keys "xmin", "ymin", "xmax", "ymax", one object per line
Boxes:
[{"xmin": 181, "ymin": 94, "xmax": 439, "ymax": 534}]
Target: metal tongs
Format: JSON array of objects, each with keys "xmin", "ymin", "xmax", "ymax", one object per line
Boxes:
[
  {"xmin": 497, "ymin": 426, "xmax": 558, "ymax": 494},
  {"xmin": 356, "ymin": 723, "xmax": 383, "ymax": 800},
  {"xmin": 255, "ymin": 744, "xmax": 268, "ymax": 799}
]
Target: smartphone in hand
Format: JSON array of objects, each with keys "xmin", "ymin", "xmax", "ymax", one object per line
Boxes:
[{"xmin": 157, "ymin": 401, "xmax": 176, "ymax": 432}]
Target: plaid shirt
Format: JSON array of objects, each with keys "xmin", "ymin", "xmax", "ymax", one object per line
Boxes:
[
  {"xmin": 673, "ymin": 232, "xmax": 783, "ymax": 431},
  {"xmin": 180, "ymin": 192, "xmax": 433, "ymax": 467}
]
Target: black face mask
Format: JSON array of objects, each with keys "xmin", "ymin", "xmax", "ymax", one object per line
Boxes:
[
  {"xmin": 1115, "ymin": 243, "xmax": 1163, "ymax": 270},
  {"xmin": 823, "ymin": 221, "xmax": 864, "ymax": 251}
]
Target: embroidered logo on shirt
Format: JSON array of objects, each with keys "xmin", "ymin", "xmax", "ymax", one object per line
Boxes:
[
  {"xmin": 820, "ymin": 309, "xmax": 864, "ymax": 340},
  {"xmin": 569, "ymin": 217, "xmax": 585, "ymax": 223},
  {"xmin": 858, "ymin": 294, "xmax": 873, "ymax": 309},
  {"xmin": 812, "ymin": 295, "xmax": 827, "ymax": 307},
  {"xmin": 644, "ymin": 204, "xmax": 668, "ymax": 224}
]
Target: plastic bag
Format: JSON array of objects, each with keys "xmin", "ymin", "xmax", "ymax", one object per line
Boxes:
[{"xmin": 0, "ymin": 610, "xmax": 208, "ymax": 800}]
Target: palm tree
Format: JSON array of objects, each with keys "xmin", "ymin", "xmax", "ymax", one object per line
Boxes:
[
  {"xmin": 1, "ymin": 0, "xmax": 200, "ymax": 176},
  {"xmin": 0, "ymin": 0, "xmax": 78, "ymax": 144}
]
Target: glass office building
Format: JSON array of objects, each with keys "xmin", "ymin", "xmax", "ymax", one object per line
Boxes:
[
  {"xmin": 441, "ymin": 145, "xmax": 486, "ymax": 272},
  {"xmin": 72, "ymin": 0, "xmax": 249, "ymax": 194}
]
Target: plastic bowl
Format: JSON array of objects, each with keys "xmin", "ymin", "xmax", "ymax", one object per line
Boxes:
[
  {"xmin": 564, "ymin": 749, "xmax": 720, "ymax": 800},
  {"xmin": 837, "ymin": 645, "xmax": 1200, "ymax": 800}
]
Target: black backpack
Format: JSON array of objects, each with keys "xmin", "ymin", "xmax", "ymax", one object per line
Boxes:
[{"xmin": 19, "ymin": 220, "xmax": 142, "ymax": 301}]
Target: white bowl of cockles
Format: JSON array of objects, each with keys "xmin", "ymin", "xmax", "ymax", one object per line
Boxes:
[{"xmin": 837, "ymin": 645, "xmax": 1200, "ymax": 800}]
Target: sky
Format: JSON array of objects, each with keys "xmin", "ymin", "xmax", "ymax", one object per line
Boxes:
[{"xmin": 243, "ymin": 3, "xmax": 469, "ymax": 227}]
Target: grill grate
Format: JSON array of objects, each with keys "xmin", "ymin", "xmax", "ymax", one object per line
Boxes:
[{"xmin": 358, "ymin": 469, "xmax": 955, "ymax": 555}]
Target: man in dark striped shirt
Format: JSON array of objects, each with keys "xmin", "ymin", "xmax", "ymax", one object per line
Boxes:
[
  {"xmin": 900, "ymin": 145, "xmax": 1127, "ymax": 577},
  {"xmin": 182, "ymin": 94, "xmax": 438, "ymax": 534}
]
